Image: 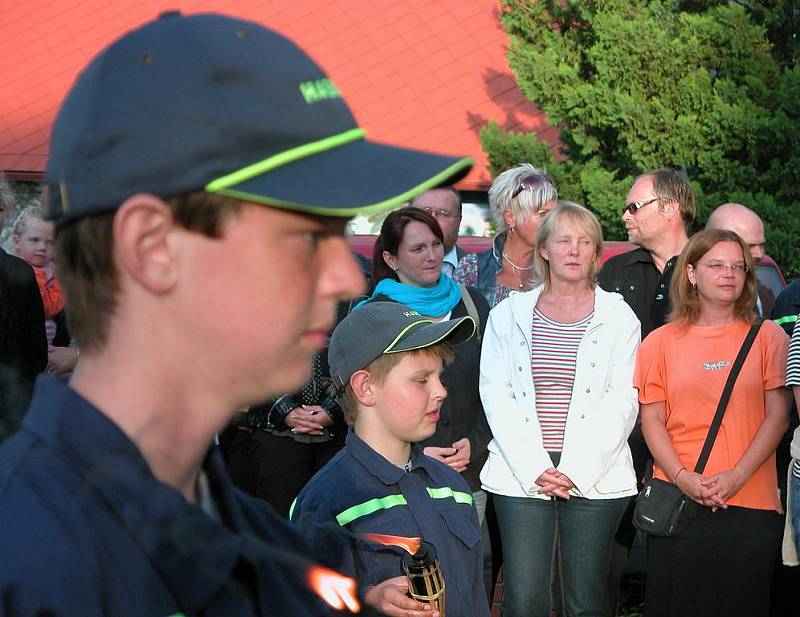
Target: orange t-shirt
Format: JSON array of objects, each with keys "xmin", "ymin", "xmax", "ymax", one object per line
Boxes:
[{"xmin": 635, "ymin": 319, "xmax": 788, "ymax": 511}]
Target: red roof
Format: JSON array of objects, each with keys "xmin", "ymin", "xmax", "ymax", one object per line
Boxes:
[{"xmin": 0, "ymin": 0, "xmax": 558, "ymax": 188}]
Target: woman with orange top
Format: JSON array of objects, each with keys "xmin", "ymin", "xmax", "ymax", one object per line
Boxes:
[{"xmin": 636, "ymin": 228, "xmax": 789, "ymax": 617}]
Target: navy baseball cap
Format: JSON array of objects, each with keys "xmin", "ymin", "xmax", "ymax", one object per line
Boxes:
[
  {"xmin": 328, "ymin": 302, "xmax": 475, "ymax": 388},
  {"xmin": 45, "ymin": 11, "xmax": 473, "ymax": 224}
]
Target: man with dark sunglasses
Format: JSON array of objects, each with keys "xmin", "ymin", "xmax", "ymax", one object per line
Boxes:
[{"xmin": 597, "ymin": 167, "xmax": 695, "ymax": 616}]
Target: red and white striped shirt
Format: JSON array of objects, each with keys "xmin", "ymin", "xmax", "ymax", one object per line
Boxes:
[{"xmin": 530, "ymin": 308, "xmax": 593, "ymax": 452}]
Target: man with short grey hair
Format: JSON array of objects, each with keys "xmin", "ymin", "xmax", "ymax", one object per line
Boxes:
[{"xmin": 706, "ymin": 202, "xmax": 771, "ymax": 315}]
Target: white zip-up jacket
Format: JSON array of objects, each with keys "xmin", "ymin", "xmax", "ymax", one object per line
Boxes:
[{"xmin": 479, "ymin": 285, "xmax": 640, "ymax": 500}]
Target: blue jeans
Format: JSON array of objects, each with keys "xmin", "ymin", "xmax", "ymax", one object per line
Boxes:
[{"xmin": 493, "ymin": 493, "xmax": 629, "ymax": 617}]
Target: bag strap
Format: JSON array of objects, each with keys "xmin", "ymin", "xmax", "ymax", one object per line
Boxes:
[
  {"xmin": 694, "ymin": 318, "xmax": 763, "ymax": 474},
  {"xmin": 456, "ymin": 282, "xmax": 481, "ymax": 344}
]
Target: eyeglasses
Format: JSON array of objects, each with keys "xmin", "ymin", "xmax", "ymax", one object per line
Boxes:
[
  {"xmin": 699, "ymin": 262, "xmax": 748, "ymax": 274},
  {"xmin": 621, "ymin": 197, "xmax": 660, "ymax": 216},
  {"xmin": 421, "ymin": 207, "xmax": 459, "ymax": 220}
]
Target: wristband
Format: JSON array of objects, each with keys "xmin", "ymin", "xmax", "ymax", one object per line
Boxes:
[{"xmin": 673, "ymin": 467, "xmax": 687, "ymax": 484}]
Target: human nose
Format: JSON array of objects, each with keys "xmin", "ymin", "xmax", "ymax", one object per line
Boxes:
[
  {"xmin": 431, "ymin": 375, "xmax": 447, "ymax": 401},
  {"xmin": 319, "ymin": 238, "xmax": 366, "ymax": 301}
]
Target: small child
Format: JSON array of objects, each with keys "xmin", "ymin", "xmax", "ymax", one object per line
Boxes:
[
  {"xmin": 291, "ymin": 302, "xmax": 489, "ymax": 617},
  {"xmin": 12, "ymin": 206, "xmax": 64, "ymax": 346}
]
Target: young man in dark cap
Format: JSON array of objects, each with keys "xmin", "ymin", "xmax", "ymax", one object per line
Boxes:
[{"xmin": 0, "ymin": 11, "xmax": 471, "ymax": 617}]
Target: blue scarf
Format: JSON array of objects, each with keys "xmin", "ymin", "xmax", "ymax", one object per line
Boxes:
[{"xmin": 356, "ymin": 274, "xmax": 462, "ymax": 317}]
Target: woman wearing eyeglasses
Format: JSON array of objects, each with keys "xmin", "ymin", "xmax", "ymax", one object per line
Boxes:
[
  {"xmin": 480, "ymin": 203, "xmax": 640, "ymax": 617},
  {"xmin": 636, "ymin": 228, "xmax": 789, "ymax": 617},
  {"xmin": 455, "ymin": 164, "xmax": 557, "ymax": 308}
]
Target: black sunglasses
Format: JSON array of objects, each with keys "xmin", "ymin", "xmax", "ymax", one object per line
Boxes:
[{"xmin": 621, "ymin": 197, "xmax": 660, "ymax": 216}]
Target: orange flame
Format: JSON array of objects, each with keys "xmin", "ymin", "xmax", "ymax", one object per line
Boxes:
[
  {"xmin": 361, "ymin": 533, "xmax": 422, "ymax": 554},
  {"xmin": 308, "ymin": 566, "xmax": 361, "ymax": 613}
]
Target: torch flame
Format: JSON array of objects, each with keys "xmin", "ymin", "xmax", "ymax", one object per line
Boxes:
[
  {"xmin": 308, "ymin": 566, "xmax": 361, "ymax": 613},
  {"xmin": 361, "ymin": 533, "xmax": 423, "ymax": 555}
]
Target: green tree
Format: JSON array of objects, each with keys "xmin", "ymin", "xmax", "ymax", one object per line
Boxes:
[{"xmin": 481, "ymin": 0, "xmax": 800, "ymax": 277}]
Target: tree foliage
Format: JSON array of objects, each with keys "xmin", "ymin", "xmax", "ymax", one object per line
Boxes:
[{"xmin": 481, "ymin": 0, "xmax": 800, "ymax": 277}]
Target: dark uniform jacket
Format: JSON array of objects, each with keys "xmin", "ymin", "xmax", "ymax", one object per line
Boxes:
[
  {"xmin": 0, "ymin": 377, "xmax": 347, "ymax": 617},
  {"xmin": 291, "ymin": 431, "xmax": 489, "ymax": 616},
  {"xmin": 373, "ymin": 289, "xmax": 491, "ymax": 491}
]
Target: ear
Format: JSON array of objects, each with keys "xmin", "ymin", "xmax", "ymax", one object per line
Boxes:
[
  {"xmin": 502, "ymin": 209, "xmax": 515, "ymax": 230},
  {"xmin": 11, "ymin": 234, "xmax": 21, "ymax": 249},
  {"xmin": 349, "ymin": 370, "xmax": 377, "ymax": 407},
  {"xmin": 660, "ymin": 198, "xmax": 678, "ymax": 220},
  {"xmin": 687, "ymin": 263, "xmax": 697, "ymax": 286},
  {"xmin": 539, "ymin": 245, "xmax": 549, "ymax": 262},
  {"xmin": 382, "ymin": 250, "xmax": 397, "ymax": 272},
  {"xmin": 112, "ymin": 193, "xmax": 179, "ymax": 295}
]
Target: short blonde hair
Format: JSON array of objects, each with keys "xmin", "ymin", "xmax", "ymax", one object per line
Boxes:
[
  {"xmin": 12, "ymin": 203, "xmax": 48, "ymax": 238},
  {"xmin": 534, "ymin": 203, "xmax": 603, "ymax": 292},
  {"xmin": 669, "ymin": 229, "xmax": 756, "ymax": 326},
  {"xmin": 488, "ymin": 164, "xmax": 557, "ymax": 232},
  {"xmin": 341, "ymin": 343, "xmax": 454, "ymax": 426}
]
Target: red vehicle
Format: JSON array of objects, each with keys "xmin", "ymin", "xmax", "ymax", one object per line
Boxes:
[{"xmin": 348, "ymin": 235, "xmax": 787, "ymax": 300}]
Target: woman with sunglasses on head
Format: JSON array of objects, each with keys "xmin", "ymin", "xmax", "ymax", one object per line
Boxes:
[
  {"xmin": 359, "ymin": 206, "xmax": 492, "ymax": 526},
  {"xmin": 480, "ymin": 203, "xmax": 640, "ymax": 617},
  {"xmin": 636, "ymin": 228, "xmax": 789, "ymax": 617},
  {"xmin": 455, "ymin": 164, "xmax": 557, "ymax": 308}
]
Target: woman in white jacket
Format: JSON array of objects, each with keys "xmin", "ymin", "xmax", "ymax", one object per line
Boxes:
[{"xmin": 480, "ymin": 202, "xmax": 640, "ymax": 617}]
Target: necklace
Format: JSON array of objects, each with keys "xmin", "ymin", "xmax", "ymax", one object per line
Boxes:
[
  {"xmin": 502, "ymin": 251, "xmax": 535, "ymax": 271},
  {"xmin": 502, "ymin": 251, "xmax": 536, "ymax": 289}
]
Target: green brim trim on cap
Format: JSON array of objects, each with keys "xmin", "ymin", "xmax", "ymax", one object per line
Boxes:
[
  {"xmin": 206, "ymin": 128, "xmax": 366, "ymax": 191},
  {"xmin": 382, "ymin": 320, "xmax": 435, "ymax": 353},
  {"xmin": 207, "ymin": 158, "xmax": 475, "ymax": 218},
  {"xmin": 383, "ymin": 316, "xmax": 476, "ymax": 354}
]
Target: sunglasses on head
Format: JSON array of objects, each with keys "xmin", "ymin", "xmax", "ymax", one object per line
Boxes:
[{"xmin": 511, "ymin": 174, "xmax": 545, "ymax": 199}]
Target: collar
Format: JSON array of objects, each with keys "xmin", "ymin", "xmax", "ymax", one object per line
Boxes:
[
  {"xmin": 617, "ymin": 246, "xmax": 680, "ymax": 271},
  {"xmin": 346, "ymin": 429, "xmax": 437, "ymax": 485},
  {"xmin": 617, "ymin": 247, "xmax": 656, "ymax": 265},
  {"xmin": 491, "ymin": 232, "xmax": 508, "ymax": 266},
  {"xmin": 442, "ymin": 245, "xmax": 458, "ymax": 268},
  {"xmin": 23, "ymin": 376, "xmax": 246, "ymax": 615}
]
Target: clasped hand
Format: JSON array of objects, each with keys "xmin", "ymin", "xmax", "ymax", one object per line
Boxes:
[
  {"xmin": 676, "ymin": 467, "xmax": 746, "ymax": 512},
  {"xmin": 535, "ymin": 468, "xmax": 574, "ymax": 499},
  {"xmin": 284, "ymin": 405, "xmax": 332, "ymax": 435}
]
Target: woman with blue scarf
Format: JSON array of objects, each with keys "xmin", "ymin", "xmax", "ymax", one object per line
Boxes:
[{"xmin": 361, "ymin": 206, "xmax": 491, "ymax": 526}]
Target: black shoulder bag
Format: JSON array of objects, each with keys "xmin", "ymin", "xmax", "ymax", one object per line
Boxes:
[{"xmin": 633, "ymin": 318, "xmax": 763, "ymax": 537}]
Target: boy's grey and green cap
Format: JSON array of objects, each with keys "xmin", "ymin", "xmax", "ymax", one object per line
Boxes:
[
  {"xmin": 45, "ymin": 11, "xmax": 473, "ymax": 225},
  {"xmin": 328, "ymin": 302, "xmax": 475, "ymax": 388}
]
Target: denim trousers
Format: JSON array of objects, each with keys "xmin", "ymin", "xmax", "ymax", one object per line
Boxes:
[{"xmin": 493, "ymin": 493, "xmax": 629, "ymax": 617}]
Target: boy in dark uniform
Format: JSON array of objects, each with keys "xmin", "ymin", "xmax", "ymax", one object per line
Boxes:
[{"xmin": 292, "ymin": 302, "xmax": 489, "ymax": 616}]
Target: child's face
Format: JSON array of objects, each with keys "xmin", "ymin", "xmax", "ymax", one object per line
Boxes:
[
  {"xmin": 14, "ymin": 219, "xmax": 55, "ymax": 267},
  {"xmin": 371, "ymin": 351, "xmax": 447, "ymax": 444}
]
